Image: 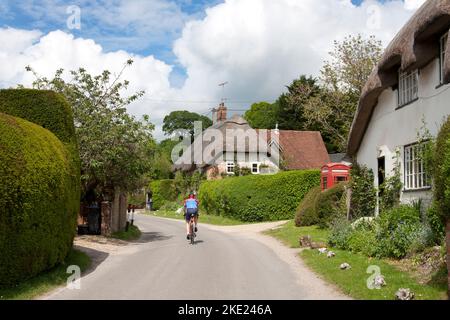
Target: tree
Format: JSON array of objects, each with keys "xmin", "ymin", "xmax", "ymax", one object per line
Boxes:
[
  {"xmin": 303, "ymin": 34, "xmax": 382, "ymax": 152},
  {"xmin": 25, "ymin": 61, "xmax": 156, "ymax": 196},
  {"xmin": 321, "ymin": 34, "xmax": 383, "ymax": 96},
  {"xmin": 244, "ymin": 102, "xmax": 278, "ymax": 129},
  {"xmin": 163, "ymin": 110, "xmax": 212, "ymax": 138},
  {"xmin": 148, "ymin": 139, "xmax": 178, "ymax": 180},
  {"xmin": 277, "ymin": 75, "xmax": 321, "ymax": 131}
]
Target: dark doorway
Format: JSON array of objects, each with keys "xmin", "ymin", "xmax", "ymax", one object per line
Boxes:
[{"xmin": 378, "ymin": 156, "xmax": 386, "ymax": 195}]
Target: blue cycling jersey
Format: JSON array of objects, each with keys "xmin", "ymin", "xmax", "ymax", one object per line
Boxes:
[{"xmin": 185, "ymin": 199, "xmax": 198, "ymax": 209}]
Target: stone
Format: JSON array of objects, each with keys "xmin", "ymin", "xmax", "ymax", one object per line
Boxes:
[
  {"xmin": 327, "ymin": 251, "xmax": 336, "ymax": 258},
  {"xmin": 318, "ymin": 248, "xmax": 328, "ymax": 254},
  {"xmin": 340, "ymin": 263, "xmax": 351, "ymax": 270},
  {"xmin": 299, "ymin": 236, "xmax": 312, "ymax": 248},
  {"xmin": 395, "ymin": 288, "xmax": 415, "ymax": 300},
  {"xmin": 372, "ymin": 275, "xmax": 386, "ymax": 289}
]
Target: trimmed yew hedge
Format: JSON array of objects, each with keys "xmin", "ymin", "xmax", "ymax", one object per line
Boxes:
[
  {"xmin": 149, "ymin": 179, "xmax": 177, "ymax": 210},
  {"xmin": 198, "ymin": 170, "xmax": 320, "ymax": 222},
  {"xmin": 0, "ymin": 113, "xmax": 78, "ymax": 287}
]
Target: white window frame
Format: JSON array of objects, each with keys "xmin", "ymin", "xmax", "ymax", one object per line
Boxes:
[
  {"xmin": 404, "ymin": 143, "xmax": 431, "ymax": 190},
  {"xmin": 226, "ymin": 162, "xmax": 235, "ymax": 174},
  {"xmin": 398, "ymin": 69, "xmax": 418, "ymax": 107},
  {"xmin": 440, "ymin": 32, "xmax": 448, "ymax": 84},
  {"xmin": 251, "ymin": 163, "xmax": 259, "ymax": 174}
]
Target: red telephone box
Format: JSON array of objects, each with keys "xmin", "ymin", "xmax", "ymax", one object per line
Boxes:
[{"xmin": 321, "ymin": 163, "xmax": 351, "ymax": 191}]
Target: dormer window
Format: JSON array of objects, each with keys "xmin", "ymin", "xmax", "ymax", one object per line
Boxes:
[
  {"xmin": 440, "ymin": 32, "xmax": 448, "ymax": 84},
  {"xmin": 398, "ymin": 69, "xmax": 418, "ymax": 107}
]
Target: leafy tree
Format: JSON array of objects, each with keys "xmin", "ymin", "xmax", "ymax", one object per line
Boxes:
[
  {"xmin": 163, "ymin": 110, "xmax": 212, "ymax": 138},
  {"xmin": 321, "ymin": 34, "xmax": 383, "ymax": 96},
  {"xmin": 25, "ymin": 61, "xmax": 155, "ymax": 196},
  {"xmin": 277, "ymin": 75, "xmax": 321, "ymax": 131},
  {"xmin": 244, "ymin": 102, "xmax": 278, "ymax": 129}
]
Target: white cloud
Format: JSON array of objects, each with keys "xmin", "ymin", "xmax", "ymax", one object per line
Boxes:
[
  {"xmin": 404, "ymin": 0, "xmax": 427, "ymax": 10},
  {"xmin": 174, "ymin": 0, "xmax": 418, "ymax": 106},
  {"xmin": 0, "ymin": 0, "xmax": 425, "ymax": 139}
]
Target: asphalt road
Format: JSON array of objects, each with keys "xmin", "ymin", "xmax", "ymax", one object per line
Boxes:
[{"xmin": 45, "ymin": 214, "xmax": 347, "ymax": 300}]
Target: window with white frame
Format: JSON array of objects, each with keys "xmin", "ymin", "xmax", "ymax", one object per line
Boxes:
[
  {"xmin": 440, "ymin": 32, "xmax": 448, "ymax": 84},
  {"xmin": 226, "ymin": 162, "xmax": 235, "ymax": 174},
  {"xmin": 398, "ymin": 70, "xmax": 418, "ymax": 107},
  {"xmin": 404, "ymin": 143, "xmax": 431, "ymax": 190},
  {"xmin": 252, "ymin": 163, "xmax": 259, "ymax": 174}
]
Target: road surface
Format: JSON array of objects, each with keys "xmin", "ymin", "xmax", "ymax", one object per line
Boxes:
[{"xmin": 44, "ymin": 214, "xmax": 347, "ymax": 300}]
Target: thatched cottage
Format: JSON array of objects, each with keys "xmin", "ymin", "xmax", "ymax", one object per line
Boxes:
[
  {"xmin": 174, "ymin": 103, "xmax": 330, "ymax": 179},
  {"xmin": 347, "ymin": 0, "xmax": 450, "ymax": 208}
]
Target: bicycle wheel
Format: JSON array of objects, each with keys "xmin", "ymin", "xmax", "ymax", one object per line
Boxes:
[{"xmin": 190, "ymin": 221, "xmax": 195, "ymax": 245}]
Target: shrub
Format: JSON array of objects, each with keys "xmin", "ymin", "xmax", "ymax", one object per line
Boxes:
[
  {"xmin": 295, "ymin": 186, "xmax": 321, "ymax": 227},
  {"xmin": 426, "ymin": 201, "xmax": 446, "ymax": 243},
  {"xmin": 160, "ymin": 201, "xmax": 181, "ymax": 212},
  {"xmin": 316, "ymin": 182, "xmax": 348, "ymax": 228},
  {"xmin": 198, "ymin": 170, "xmax": 320, "ymax": 222},
  {"xmin": 0, "ymin": 89, "xmax": 77, "ymax": 145},
  {"xmin": 328, "ymin": 216, "xmax": 353, "ymax": 250},
  {"xmin": 376, "ymin": 205, "xmax": 428, "ymax": 259},
  {"xmin": 349, "ymin": 163, "xmax": 376, "ymax": 219},
  {"xmin": 150, "ymin": 180, "xmax": 177, "ymax": 210},
  {"xmin": 0, "ymin": 113, "xmax": 78, "ymax": 287},
  {"xmin": 434, "ymin": 116, "xmax": 450, "ymax": 221},
  {"xmin": 347, "ymin": 222, "xmax": 378, "ymax": 257}
]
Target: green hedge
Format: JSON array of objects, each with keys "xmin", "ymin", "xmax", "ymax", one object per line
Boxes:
[
  {"xmin": 434, "ymin": 116, "xmax": 450, "ymax": 221},
  {"xmin": 295, "ymin": 186, "xmax": 321, "ymax": 227},
  {"xmin": 0, "ymin": 89, "xmax": 76, "ymax": 145},
  {"xmin": 295, "ymin": 183, "xmax": 348, "ymax": 228},
  {"xmin": 0, "ymin": 113, "xmax": 78, "ymax": 287},
  {"xmin": 150, "ymin": 180, "xmax": 177, "ymax": 210},
  {"xmin": 198, "ymin": 170, "xmax": 320, "ymax": 222},
  {"xmin": 316, "ymin": 182, "xmax": 348, "ymax": 228}
]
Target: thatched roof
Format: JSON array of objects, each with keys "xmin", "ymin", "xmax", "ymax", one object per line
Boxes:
[{"xmin": 347, "ymin": 0, "xmax": 450, "ymax": 156}]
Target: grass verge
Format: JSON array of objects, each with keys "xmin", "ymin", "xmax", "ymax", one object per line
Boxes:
[
  {"xmin": 267, "ymin": 220, "xmax": 448, "ymax": 300},
  {"xmin": 264, "ymin": 220, "xmax": 329, "ymax": 247},
  {"xmin": 111, "ymin": 224, "xmax": 142, "ymax": 241},
  {"xmin": 145, "ymin": 210, "xmax": 249, "ymax": 226},
  {"xmin": 0, "ymin": 249, "xmax": 91, "ymax": 300}
]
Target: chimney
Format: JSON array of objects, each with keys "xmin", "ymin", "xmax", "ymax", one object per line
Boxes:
[
  {"xmin": 212, "ymin": 108, "xmax": 217, "ymax": 124},
  {"xmin": 216, "ymin": 102, "xmax": 227, "ymax": 122}
]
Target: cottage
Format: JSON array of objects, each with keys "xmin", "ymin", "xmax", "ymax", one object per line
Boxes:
[
  {"xmin": 347, "ymin": 0, "xmax": 450, "ymax": 209},
  {"xmin": 174, "ymin": 103, "xmax": 330, "ymax": 178}
]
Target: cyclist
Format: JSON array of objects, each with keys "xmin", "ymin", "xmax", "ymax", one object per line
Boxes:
[{"xmin": 184, "ymin": 192, "xmax": 199, "ymax": 240}]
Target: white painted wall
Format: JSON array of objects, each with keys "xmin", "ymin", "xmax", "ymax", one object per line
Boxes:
[{"xmin": 356, "ymin": 57, "xmax": 450, "ymax": 209}]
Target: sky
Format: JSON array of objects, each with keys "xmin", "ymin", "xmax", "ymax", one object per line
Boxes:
[{"xmin": 0, "ymin": 0, "xmax": 427, "ymax": 139}]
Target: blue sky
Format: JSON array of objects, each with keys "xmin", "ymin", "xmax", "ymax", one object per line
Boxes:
[
  {"xmin": 0, "ymin": 0, "xmax": 374, "ymax": 88},
  {"xmin": 0, "ymin": 0, "xmax": 225, "ymax": 87},
  {"xmin": 0, "ymin": 0, "xmax": 422, "ymax": 138}
]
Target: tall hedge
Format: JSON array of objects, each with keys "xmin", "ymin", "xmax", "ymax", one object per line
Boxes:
[
  {"xmin": 198, "ymin": 170, "xmax": 320, "ymax": 222},
  {"xmin": 0, "ymin": 113, "xmax": 78, "ymax": 286},
  {"xmin": 434, "ymin": 116, "xmax": 450, "ymax": 221},
  {"xmin": 150, "ymin": 180, "xmax": 177, "ymax": 210}
]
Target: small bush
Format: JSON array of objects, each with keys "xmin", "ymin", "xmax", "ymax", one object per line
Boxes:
[
  {"xmin": 198, "ymin": 170, "xmax": 320, "ymax": 222},
  {"xmin": 425, "ymin": 202, "xmax": 446, "ymax": 243},
  {"xmin": 149, "ymin": 180, "xmax": 177, "ymax": 210},
  {"xmin": 347, "ymin": 222, "xmax": 378, "ymax": 257},
  {"xmin": 316, "ymin": 182, "xmax": 348, "ymax": 228},
  {"xmin": 328, "ymin": 216, "xmax": 353, "ymax": 250},
  {"xmin": 295, "ymin": 186, "xmax": 321, "ymax": 227}
]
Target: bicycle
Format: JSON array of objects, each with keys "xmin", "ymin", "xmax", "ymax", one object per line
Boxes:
[{"xmin": 188, "ymin": 213, "xmax": 196, "ymax": 245}]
